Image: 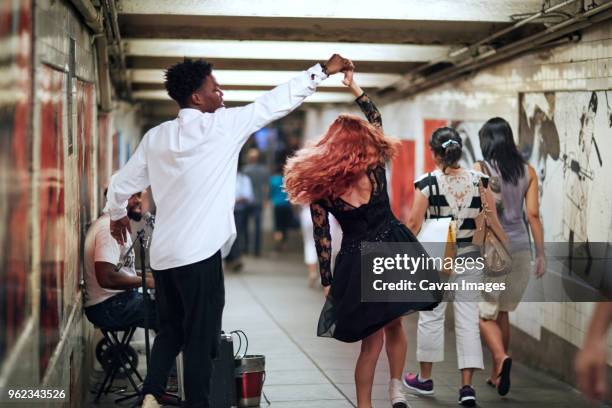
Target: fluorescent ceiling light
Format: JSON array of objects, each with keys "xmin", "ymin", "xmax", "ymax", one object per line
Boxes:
[
  {"xmin": 126, "ymin": 39, "xmax": 448, "ymax": 62},
  {"xmin": 133, "ymin": 89, "xmax": 354, "ymax": 103},
  {"xmin": 130, "ymin": 69, "xmax": 402, "ymax": 88}
]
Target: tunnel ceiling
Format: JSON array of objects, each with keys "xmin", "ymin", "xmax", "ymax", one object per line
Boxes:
[{"xmin": 114, "ymin": 0, "xmax": 579, "ymax": 121}]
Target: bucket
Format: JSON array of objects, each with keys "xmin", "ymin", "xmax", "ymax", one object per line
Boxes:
[{"xmin": 235, "ymin": 355, "xmax": 265, "ymax": 407}]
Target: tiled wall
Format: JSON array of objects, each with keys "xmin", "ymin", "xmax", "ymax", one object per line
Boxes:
[{"xmin": 304, "ymin": 20, "xmax": 612, "ymax": 375}]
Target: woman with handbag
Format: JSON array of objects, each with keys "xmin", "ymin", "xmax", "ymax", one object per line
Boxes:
[
  {"xmin": 476, "ymin": 117, "xmax": 546, "ymax": 397},
  {"xmin": 405, "ymin": 127, "xmax": 501, "ymax": 407},
  {"xmin": 284, "ymin": 76, "xmax": 439, "ymax": 408}
]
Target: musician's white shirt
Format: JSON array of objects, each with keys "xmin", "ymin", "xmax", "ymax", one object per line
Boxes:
[
  {"xmin": 105, "ymin": 64, "xmax": 328, "ymax": 270},
  {"xmin": 84, "ymin": 213, "xmax": 136, "ymax": 307}
]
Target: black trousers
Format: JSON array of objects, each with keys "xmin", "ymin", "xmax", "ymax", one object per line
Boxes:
[{"xmin": 142, "ymin": 252, "xmax": 225, "ymax": 408}]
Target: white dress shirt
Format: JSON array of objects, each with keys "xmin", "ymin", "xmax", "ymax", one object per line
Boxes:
[{"xmin": 105, "ymin": 64, "xmax": 328, "ymax": 270}]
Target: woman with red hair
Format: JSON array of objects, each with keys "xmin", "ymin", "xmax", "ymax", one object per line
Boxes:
[{"xmin": 284, "ymin": 79, "xmax": 438, "ymax": 408}]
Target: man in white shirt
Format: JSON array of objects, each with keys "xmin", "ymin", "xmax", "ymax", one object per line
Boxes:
[
  {"xmin": 105, "ymin": 54, "xmax": 353, "ymax": 408},
  {"xmin": 84, "ymin": 192, "xmax": 156, "ymax": 329}
]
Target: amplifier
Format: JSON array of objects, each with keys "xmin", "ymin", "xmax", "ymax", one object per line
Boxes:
[
  {"xmin": 211, "ymin": 333, "xmax": 237, "ymax": 407},
  {"xmin": 177, "ymin": 332, "xmax": 237, "ymax": 407}
]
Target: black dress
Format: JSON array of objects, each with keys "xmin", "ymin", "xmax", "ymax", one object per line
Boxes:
[{"xmin": 311, "ymin": 93, "xmax": 438, "ymax": 343}]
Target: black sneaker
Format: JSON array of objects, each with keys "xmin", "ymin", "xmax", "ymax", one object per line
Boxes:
[{"xmin": 458, "ymin": 385, "xmax": 476, "ymax": 406}]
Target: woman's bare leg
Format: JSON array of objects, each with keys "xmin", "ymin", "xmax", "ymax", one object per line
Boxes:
[
  {"xmin": 461, "ymin": 368, "xmax": 474, "ymax": 387},
  {"xmin": 480, "ymin": 318, "xmax": 508, "ymax": 382},
  {"xmin": 355, "ymin": 330, "xmax": 384, "ymax": 408},
  {"xmin": 497, "ymin": 312, "xmax": 510, "ymax": 351},
  {"xmin": 384, "ymin": 318, "xmax": 407, "ymax": 379}
]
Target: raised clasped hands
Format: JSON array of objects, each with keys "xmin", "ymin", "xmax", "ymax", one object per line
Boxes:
[{"xmin": 324, "ymin": 54, "xmax": 355, "ymax": 86}]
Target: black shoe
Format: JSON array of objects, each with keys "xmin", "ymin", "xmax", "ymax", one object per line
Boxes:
[
  {"xmin": 458, "ymin": 385, "xmax": 476, "ymax": 406},
  {"xmin": 497, "ymin": 357, "xmax": 512, "ymax": 396}
]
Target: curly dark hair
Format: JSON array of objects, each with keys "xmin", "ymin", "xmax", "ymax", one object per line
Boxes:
[{"xmin": 164, "ymin": 58, "xmax": 213, "ymax": 107}]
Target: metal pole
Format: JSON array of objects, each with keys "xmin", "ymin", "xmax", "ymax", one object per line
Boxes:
[
  {"xmin": 139, "ymin": 229, "xmax": 151, "ymax": 368},
  {"xmin": 69, "ymin": 0, "xmax": 103, "ymax": 33}
]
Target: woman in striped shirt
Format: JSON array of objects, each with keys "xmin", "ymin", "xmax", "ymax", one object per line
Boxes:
[{"xmin": 404, "ymin": 127, "xmax": 500, "ymax": 407}]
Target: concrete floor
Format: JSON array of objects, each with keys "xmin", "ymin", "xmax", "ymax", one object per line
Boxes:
[{"xmin": 88, "ymin": 252, "xmax": 608, "ymax": 408}]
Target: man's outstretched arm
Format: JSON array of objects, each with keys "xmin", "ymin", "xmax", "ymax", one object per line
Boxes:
[{"xmin": 222, "ymin": 54, "xmax": 353, "ymax": 146}]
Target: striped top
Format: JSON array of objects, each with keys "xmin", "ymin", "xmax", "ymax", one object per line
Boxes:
[{"xmin": 414, "ymin": 169, "xmax": 489, "ymax": 243}]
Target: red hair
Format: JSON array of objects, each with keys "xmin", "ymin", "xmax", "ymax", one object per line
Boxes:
[{"xmin": 284, "ymin": 114, "xmax": 399, "ymax": 205}]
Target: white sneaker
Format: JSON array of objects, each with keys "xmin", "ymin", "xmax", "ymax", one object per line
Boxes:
[
  {"xmin": 389, "ymin": 378, "xmax": 410, "ymax": 408},
  {"xmin": 141, "ymin": 394, "xmax": 161, "ymax": 408}
]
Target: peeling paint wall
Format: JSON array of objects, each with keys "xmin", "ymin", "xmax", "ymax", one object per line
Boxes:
[
  {"xmin": 0, "ymin": 0, "xmax": 34, "ymax": 386},
  {"xmin": 32, "ymin": 0, "xmax": 99, "ymax": 403},
  {"xmin": 0, "ymin": 1, "xmax": 145, "ymax": 405}
]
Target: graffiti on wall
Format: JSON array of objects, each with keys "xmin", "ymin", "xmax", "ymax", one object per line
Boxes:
[
  {"xmin": 518, "ymin": 92, "xmax": 561, "ymax": 199},
  {"xmin": 519, "ymin": 91, "xmax": 612, "ymax": 243},
  {"xmin": 452, "ymin": 121, "xmax": 484, "ymax": 169},
  {"xmin": 39, "ymin": 64, "xmax": 66, "ymax": 376},
  {"xmin": 0, "ymin": 0, "xmax": 32, "ymax": 365}
]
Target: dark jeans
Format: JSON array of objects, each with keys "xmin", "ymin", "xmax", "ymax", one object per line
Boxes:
[
  {"xmin": 85, "ymin": 290, "xmax": 158, "ymax": 331},
  {"xmin": 245, "ymin": 203, "xmax": 262, "ymax": 256},
  {"xmin": 142, "ymin": 252, "xmax": 225, "ymax": 408},
  {"xmin": 226, "ymin": 207, "xmax": 248, "ymax": 262}
]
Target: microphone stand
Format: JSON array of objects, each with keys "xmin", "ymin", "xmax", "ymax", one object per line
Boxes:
[{"xmin": 139, "ymin": 229, "xmax": 152, "ymax": 369}]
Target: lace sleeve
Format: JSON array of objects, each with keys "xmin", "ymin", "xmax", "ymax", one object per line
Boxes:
[
  {"xmin": 310, "ymin": 201, "xmax": 333, "ymax": 286},
  {"xmin": 355, "ymin": 93, "xmax": 383, "ymax": 129}
]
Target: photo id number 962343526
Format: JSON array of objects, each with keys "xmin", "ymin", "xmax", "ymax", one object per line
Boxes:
[{"xmin": 4, "ymin": 389, "xmax": 67, "ymax": 401}]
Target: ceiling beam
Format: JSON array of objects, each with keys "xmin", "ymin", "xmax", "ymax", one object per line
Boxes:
[
  {"xmin": 125, "ymin": 39, "xmax": 449, "ymax": 63},
  {"xmin": 118, "ymin": 15, "xmax": 527, "ymax": 45},
  {"xmin": 117, "ymin": 0, "xmax": 544, "ymax": 22},
  {"xmin": 129, "ymin": 69, "xmax": 403, "ymax": 88},
  {"xmin": 126, "ymin": 56, "xmax": 419, "ymax": 74}
]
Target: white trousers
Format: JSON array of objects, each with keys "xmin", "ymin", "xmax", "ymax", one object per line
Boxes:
[
  {"xmin": 416, "ymin": 261, "xmax": 484, "ymax": 370},
  {"xmin": 416, "ymin": 301, "xmax": 484, "ymax": 370}
]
